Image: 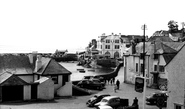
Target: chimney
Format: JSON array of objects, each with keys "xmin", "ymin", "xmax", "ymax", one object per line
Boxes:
[
  {"xmin": 119, "ymin": 33, "xmax": 121, "ymax": 36},
  {"xmin": 28, "ymin": 53, "xmax": 33, "ymax": 64},
  {"xmin": 35, "ymin": 55, "xmax": 42, "ymax": 72}
]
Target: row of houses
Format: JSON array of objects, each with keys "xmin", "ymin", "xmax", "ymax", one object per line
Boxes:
[
  {"xmin": 121, "ymin": 31, "xmax": 185, "ymax": 109},
  {"xmin": 0, "ymin": 53, "xmax": 72, "ymax": 102}
]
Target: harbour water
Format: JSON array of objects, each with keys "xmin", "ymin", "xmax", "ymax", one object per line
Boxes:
[{"xmin": 60, "ymin": 62, "xmax": 114, "ymax": 81}]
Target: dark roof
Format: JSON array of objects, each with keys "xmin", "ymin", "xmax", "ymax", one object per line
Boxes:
[
  {"xmin": 41, "ymin": 59, "xmax": 72, "ymax": 75},
  {"xmin": 152, "ymin": 30, "xmax": 169, "ymax": 36},
  {"xmin": 0, "ymin": 54, "xmax": 35, "ymax": 75},
  {"xmin": 0, "ymin": 72, "xmax": 28, "ymax": 86},
  {"xmin": 148, "ymin": 36, "xmax": 174, "ymax": 43},
  {"xmin": 162, "ymin": 42, "xmax": 185, "ymax": 51},
  {"xmin": 155, "ymin": 42, "xmax": 177, "ymax": 54},
  {"xmin": 163, "ymin": 54, "xmax": 176, "ymax": 65}
]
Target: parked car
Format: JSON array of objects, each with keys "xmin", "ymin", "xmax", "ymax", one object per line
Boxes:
[
  {"xmin": 146, "ymin": 91, "xmax": 168, "ymax": 107},
  {"xmin": 83, "ymin": 76, "xmax": 94, "ymax": 80},
  {"xmin": 77, "ymin": 79, "xmax": 104, "ymax": 90},
  {"xmin": 91, "ymin": 78, "xmax": 106, "ymax": 87},
  {"xmin": 83, "ymin": 75, "xmax": 106, "ymax": 87},
  {"xmin": 86, "ymin": 94, "xmax": 110, "ymax": 107},
  {"xmin": 94, "ymin": 96, "xmax": 129, "ymax": 108}
]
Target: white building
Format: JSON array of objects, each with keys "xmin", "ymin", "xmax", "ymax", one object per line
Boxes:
[{"xmin": 97, "ymin": 33, "xmax": 122, "ymax": 59}]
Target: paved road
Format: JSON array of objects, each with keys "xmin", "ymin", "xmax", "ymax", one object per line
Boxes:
[{"xmin": 0, "ymin": 83, "xmax": 163, "ymax": 109}]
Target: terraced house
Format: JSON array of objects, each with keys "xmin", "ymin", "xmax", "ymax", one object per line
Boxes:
[
  {"xmin": 0, "ymin": 53, "xmax": 72, "ymax": 102},
  {"xmin": 123, "ymin": 34, "xmax": 185, "ymax": 90}
]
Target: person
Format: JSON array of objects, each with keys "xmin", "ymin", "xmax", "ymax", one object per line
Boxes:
[
  {"xmin": 116, "ymin": 79, "xmax": 120, "ymax": 90},
  {"xmin": 132, "ymin": 97, "xmax": 139, "ymax": 109},
  {"xmin": 110, "ymin": 78, "xmax": 113, "ymax": 85},
  {"xmin": 112, "ymin": 77, "xmax": 115, "ymax": 84},
  {"xmin": 114, "ymin": 84, "xmax": 117, "ymax": 93}
]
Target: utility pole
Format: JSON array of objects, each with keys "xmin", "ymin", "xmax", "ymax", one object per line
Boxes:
[{"xmin": 141, "ymin": 24, "xmax": 147, "ymax": 109}]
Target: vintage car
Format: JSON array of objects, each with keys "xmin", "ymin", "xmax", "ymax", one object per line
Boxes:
[
  {"xmin": 146, "ymin": 91, "xmax": 168, "ymax": 107},
  {"xmin": 86, "ymin": 93, "xmax": 110, "ymax": 107},
  {"xmin": 94, "ymin": 96, "xmax": 128, "ymax": 108},
  {"xmin": 77, "ymin": 79, "xmax": 104, "ymax": 90}
]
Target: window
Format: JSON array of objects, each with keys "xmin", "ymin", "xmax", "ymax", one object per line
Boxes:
[
  {"xmin": 62, "ymin": 75, "xmax": 69, "ymax": 86},
  {"xmin": 140, "ymin": 64, "xmax": 144, "ymax": 73},
  {"xmin": 51, "ymin": 75, "xmax": 58, "ymax": 84},
  {"xmin": 159, "ymin": 65, "xmax": 164, "ymax": 72},
  {"xmin": 136, "ymin": 63, "xmax": 138, "ymax": 72},
  {"xmin": 154, "ymin": 65, "xmax": 157, "ymax": 71},
  {"xmin": 140, "ymin": 53, "xmax": 144, "ymax": 59},
  {"xmin": 174, "ymin": 104, "xmax": 182, "ymax": 109},
  {"xmin": 105, "ymin": 45, "xmax": 110, "ymax": 49},
  {"xmin": 115, "ymin": 40, "xmax": 119, "ymax": 43},
  {"xmin": 106, "ymin": 40, "xmax": 110, "ymax": 43},
  {"xmin": 115, "ymin": 45, "xmax": 119, "ymax": 49},
  {"xmin": 101, "ymin": 45, "xmax": 102, "ymax": 49},
  {"xmin": 154, "ymin": 54, "xmax": 158, "ymax": 60}
]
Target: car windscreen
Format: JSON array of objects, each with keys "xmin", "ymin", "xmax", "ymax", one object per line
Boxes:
[{"xmin": 101, "ymin": 99, "xmax": 108, "ymax": 102}]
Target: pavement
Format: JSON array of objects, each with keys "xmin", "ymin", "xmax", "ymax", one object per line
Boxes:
[{"xmin": 0, "ymin": 82, "xmax": 164, "ymax": 109}]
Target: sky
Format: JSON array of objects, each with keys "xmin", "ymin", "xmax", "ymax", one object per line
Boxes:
[{"xmin": 0, "ymin": 0, "xmax": 185, "ymax": 53}]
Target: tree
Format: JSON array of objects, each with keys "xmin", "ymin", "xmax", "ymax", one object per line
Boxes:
[{"xmin": 168, "ymin": 20, "xmax": 179, "ymax": 33}]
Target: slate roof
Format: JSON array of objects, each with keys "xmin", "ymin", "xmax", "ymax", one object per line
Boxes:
[
  {"xmin": 148, "ymin": 36, "xmax": 174, "ymax": 43},
  {"xmin": 0, "ymin": 54, "xmax": 35, "ymax": 75},
  {"xmin": 162, "ymin": 42, "xmax": 185, "ymax": 51},
  {"xmin": 0, "ymin": 72, "xmax": 28, "ymax": 86},
  {"xmin": 40, "ymin": 59, "xmax": 72, "ymax": 75},
  {"xmin": 155, "ymin": 42, "xmax": 177, "ymax": 54},
  {"xmin": 163, "ymin": 54, "xmax": 176, "ymax": 65}
]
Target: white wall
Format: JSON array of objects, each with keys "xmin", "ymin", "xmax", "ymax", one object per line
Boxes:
[
  {"xmin": 37, "ymin": 78, "xmax": 54, "ymax": 100},
  {"xmin": 166, "ymin": 46, "xmax": 185, "ymax": 109},
  {"xmin": 54, "ymin": 75, "xmax": 63, "ymax": 92},
  {"xmin": 57, "ymin": 82, "xmax": 72, "ymax": 96},
  {"xmin": 24, "ymin": 85, "xmax": 31, "ymax": 100}
]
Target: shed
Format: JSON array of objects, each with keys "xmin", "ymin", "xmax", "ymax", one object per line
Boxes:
[{"xmin": 0, "ymin": 72, "xmax": 28, "ymax": 102}]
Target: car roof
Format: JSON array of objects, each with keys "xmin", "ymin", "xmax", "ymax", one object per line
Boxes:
[
  {"xmin": 102, "ymin": 96, "xmax": 119, "ymax": 100},
  {"xmin": 154, "ymin": 91, "xmax": 168, "ymax": 94},
  {"xmin": 95, "ymin": 93, "xmax": 110, "ymax": 96}
]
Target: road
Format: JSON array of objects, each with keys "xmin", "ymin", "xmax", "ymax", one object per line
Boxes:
[{"xmin": 0, "ymin": 83, "xmax": 163, "ymax": 109}]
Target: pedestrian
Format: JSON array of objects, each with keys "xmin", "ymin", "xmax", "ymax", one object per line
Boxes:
[
  {"xmin": 114, "ymin": 84, "xmax": 117, "ymax": 93},
  {"xmin": 132, "ymin": 97, "xmax": 139, "ymax": 109},
  {"xmin": 107, "ymin": 78, "xmax": 110, "ymax": 85},
  {"xmin": 112, "ymin": 77, "xmax": 115, "ymax": 84},
  {"xmin": 110, "ymin": 78, "xmax": 113, "ymax": 85},
  {"xmin": 116, "ymin": 79, "xmax": 120, "ymax": 90}
]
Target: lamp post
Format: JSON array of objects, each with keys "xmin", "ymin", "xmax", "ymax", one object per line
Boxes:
[{"xmin": 141, "ymin": 24, "xmax": 147, "ymax": 109}]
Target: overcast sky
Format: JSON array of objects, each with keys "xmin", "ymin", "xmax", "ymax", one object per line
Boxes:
[{"xmin": 0, "ymin": 0, "xmax": 185, "ymax": 53}]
